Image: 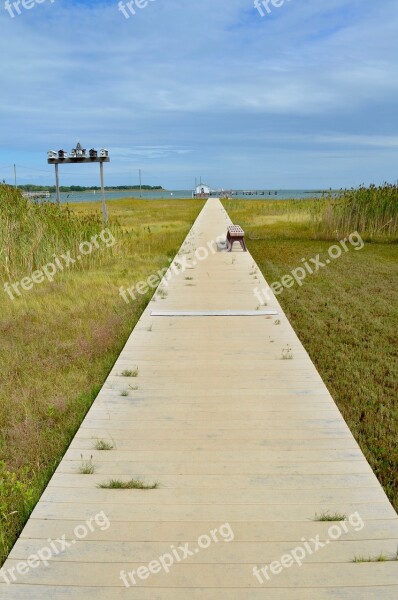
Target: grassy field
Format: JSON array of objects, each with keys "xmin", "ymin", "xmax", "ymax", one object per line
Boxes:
[
  {"xmin": 0, "ymin": 192, "xmax": 204, "ymax": 563},
  {"xmin": 1, "ymin": 187, "xmax": 397, "ymax": 565},
  {"xmin": 224, "ymin": 198, "xmax": 398, "ymax": 510}
]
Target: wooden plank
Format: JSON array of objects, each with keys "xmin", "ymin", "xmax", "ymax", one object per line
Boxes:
[{"xmin": 150, "ymin": 310, "xmax": 279, "ymax": 316}]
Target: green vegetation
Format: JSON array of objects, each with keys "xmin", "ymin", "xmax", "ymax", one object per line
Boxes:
[
  {"xmin": 0, "ymin": 186, "xmax": 113, "ymax": 281},
  {"xmin": 78, "ymin": 455, "xmax": 96, "ymax": 475},
  {"xmin": 94, "ymin": 440, "xmax": 114, "ymax": 451},
  {"xmin": 225, "ymin": 184, "xmax": 397, "ymax": 243},
  {"xmin": 224, "ymin": 189, "xmax": 398, "ymax": 513},
  {"xmin": 313, "ymin": 184, "xmax": 398, "ymax": 241},
  {"xmin": 98, "ymin": 479, "xmax": 159, "ymax": 490},
  {"xmin": 0, "ymin": 186, "xmax": 204, "ymax": 564},
  {"xmin": 121, "ymin": 368, "xmax": 138, "ymax": 377},
  {"xmin": 353, "ymin": 552, "xmax": 397, "ymax": 563},
  {"xmin": 0, "ymin": 462, "xmax": 35, "ymax": 559},
  {"xmin": 314, "ymin": 511, "xmax": 348, "ymax": 522},
  {"xmin": 15, "ymin": 184, "xmax": 163, "ymax": 193}
]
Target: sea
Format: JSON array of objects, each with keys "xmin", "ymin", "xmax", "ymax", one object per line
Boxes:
[{"xmin": 57, "ymin": 189, "xmax": 329, "ymax": 204}]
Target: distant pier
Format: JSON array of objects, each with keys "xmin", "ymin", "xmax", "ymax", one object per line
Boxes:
[{"xmin": 22, "ymin": 191, "xmax": 51, "ymax": 199}]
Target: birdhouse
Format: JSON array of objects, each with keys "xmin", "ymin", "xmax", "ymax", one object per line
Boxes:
[
  {"xmin": 75, "ymin": 142, "xmax": 86, "ymax": 158},
  {"xmin": 47, "ymin": 151, "xmax": 57, "ymax": 160}
]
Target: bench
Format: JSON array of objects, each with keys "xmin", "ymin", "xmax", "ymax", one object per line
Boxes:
[{"xmin": 226, "ymin": 225, "xmax": 247, "ymax": 252}]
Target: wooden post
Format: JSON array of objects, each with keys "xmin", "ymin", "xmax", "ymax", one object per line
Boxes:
[
  {"xmin": 100, "ymin": 160, "xmax": 108, "ymax": 225},
  {"xmin": 55, "ymin": 163, "xmax": 60, "ymax": 205}
]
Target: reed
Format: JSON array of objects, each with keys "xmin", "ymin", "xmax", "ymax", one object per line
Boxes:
[
  {"xmin": 314, "ymin": 184, "xmax": 398, "ymax": 241},
  {"xmin": 0, "ymin": 185, "xmax": 118, "ymax": 281}
]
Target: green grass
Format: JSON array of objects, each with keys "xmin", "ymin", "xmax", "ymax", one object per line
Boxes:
[
  {"xmin": 353, "ymin": 552, "xmax": 397, "ymax": 563},
  {"xmin": 224, "ymin": 196, "xmax": 398, "ymax": 513},
  {"xmin": 314, "ymin": 511, "xmax": 348, "ymax": 522},
  {"xmin": 224, "ymin": 184, "xmax": 398, "ymax": 242},
  {"xmin": 120, "ymin": 368, "xmax": 138, "ymax": 377},
  {"xmin": 78, "ymin": 455, "xmax": 95, "ymax": 475},
  {"xmin": 0, "ymin": 186, "xmax": 116, "ymax": 281},
  {"xmin": 98, "ymin": 479, "xmax": 159, "ymax": 490},
  {"xmin": 94, "ymin": 440, "xmax": 114, "ymax": 451},
  {"xmin": 314, "ymin": 184, "xmax": 398, "ymax": 241},
  {"xmin": 0, "ymin": 192, "xmax": 204, "ymax": 564}
]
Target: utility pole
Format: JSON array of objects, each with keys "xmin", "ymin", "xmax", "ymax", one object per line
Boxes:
[
  {"xmin": 100, "ymin": 161, "xmax": 108, "ymax": 224},
  {"xmin": 14, "ymin": 164, "xmax": 17, "ymax": 189},
  {"xmin": 139, "ymin": 168, "xmax": 142, "ymax": 198},
  {"xmin": 54, "ymin": 163, "xmax": 60, "ymax": 205}
]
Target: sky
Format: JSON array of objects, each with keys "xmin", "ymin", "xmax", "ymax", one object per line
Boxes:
[{"xmin": 0, "ymin": 0, "xmax": 398, "ymax": 190}]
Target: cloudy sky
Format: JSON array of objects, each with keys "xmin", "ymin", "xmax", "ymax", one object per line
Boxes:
[{"xmin": 0, "ymin": 0, "xmax": 397, "ymax": 189}]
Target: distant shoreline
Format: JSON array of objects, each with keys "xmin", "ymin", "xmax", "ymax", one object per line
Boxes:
[{"xmin": 17, "ymin": 185, "xmax": 164, "ymax": 193}]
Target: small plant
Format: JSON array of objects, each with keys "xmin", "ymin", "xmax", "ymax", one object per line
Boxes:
[
  {"xmin": 274, "ymin": 319, "xmax": 281, "ymax": 325},
  {"xmin": 120, "ymin": 390, "xmax": 129, "ymax": 397},
  {"xmin": 158, "ymin": 288, "xmax": 168, "ymax": 299},
  {"xmin": 185, "ymin": 277, "xmax": 194, "ymax": 281},
  {"xmin": 121, "ymin": 368, "xmax": 138, "ymax": 377},
  {"xmin": 98, "ymin": 479, "xmax": 159, "ymax": 490},
  {"xmin": 79, "ymin": 455, "xmax": 95, "ymax": 474},
  {"xmin": 353, "ymin": 553, "xmax": 392, "ymax": 563},
  {"xmin": 147, "ymin": 324, "xmax": 153, "ymax": 332},
  {"xmin": 94, "ymin": 440, "xmax": 114, "ymax": 451},
  {"xmin": 129, "ymin": 384, "xmax": 138, "ymax": 391},
  {"xmin": 281, "ymin": 345, "xmax": 293, "ymax": 360},
  {"xmin": 314, "ymin": 511, "xmax": 347, "ymax": 522}
]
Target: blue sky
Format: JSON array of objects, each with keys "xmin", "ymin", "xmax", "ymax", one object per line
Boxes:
[{"xmin": 0, "ymin": 0, "xmax": 397, "ymax": 189}]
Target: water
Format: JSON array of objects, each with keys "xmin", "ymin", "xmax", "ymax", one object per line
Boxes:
[{"xmin": 57, "ymin": 189, "xmax": 328, "ymax": 204}]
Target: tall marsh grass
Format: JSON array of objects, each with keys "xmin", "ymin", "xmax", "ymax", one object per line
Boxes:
[
  {"xmin": 0, "ymin": 185, "xmax": 118, "ymax": 281},
  {"xmin": 225, "ymin": 185, "xmax": 397, "ymax": 243},
  {"xmin": 314, "ymin": 184, "xmax": 398, "ymax": 241}
]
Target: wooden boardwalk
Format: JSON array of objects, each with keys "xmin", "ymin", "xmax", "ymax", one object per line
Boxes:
[{"xmin": 2, "ymin": 198, "xmax": 398, "ymax": 598}]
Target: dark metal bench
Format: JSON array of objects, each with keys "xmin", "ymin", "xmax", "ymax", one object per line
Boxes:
[{"xmin": 226, "ymin": 225, "xmax": 247, "ymax": 252}]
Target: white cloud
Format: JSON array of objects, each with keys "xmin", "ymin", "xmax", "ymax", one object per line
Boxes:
[{"xmin": 1, "ymin": 0, "xmax": 398, "ymax": 187}]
